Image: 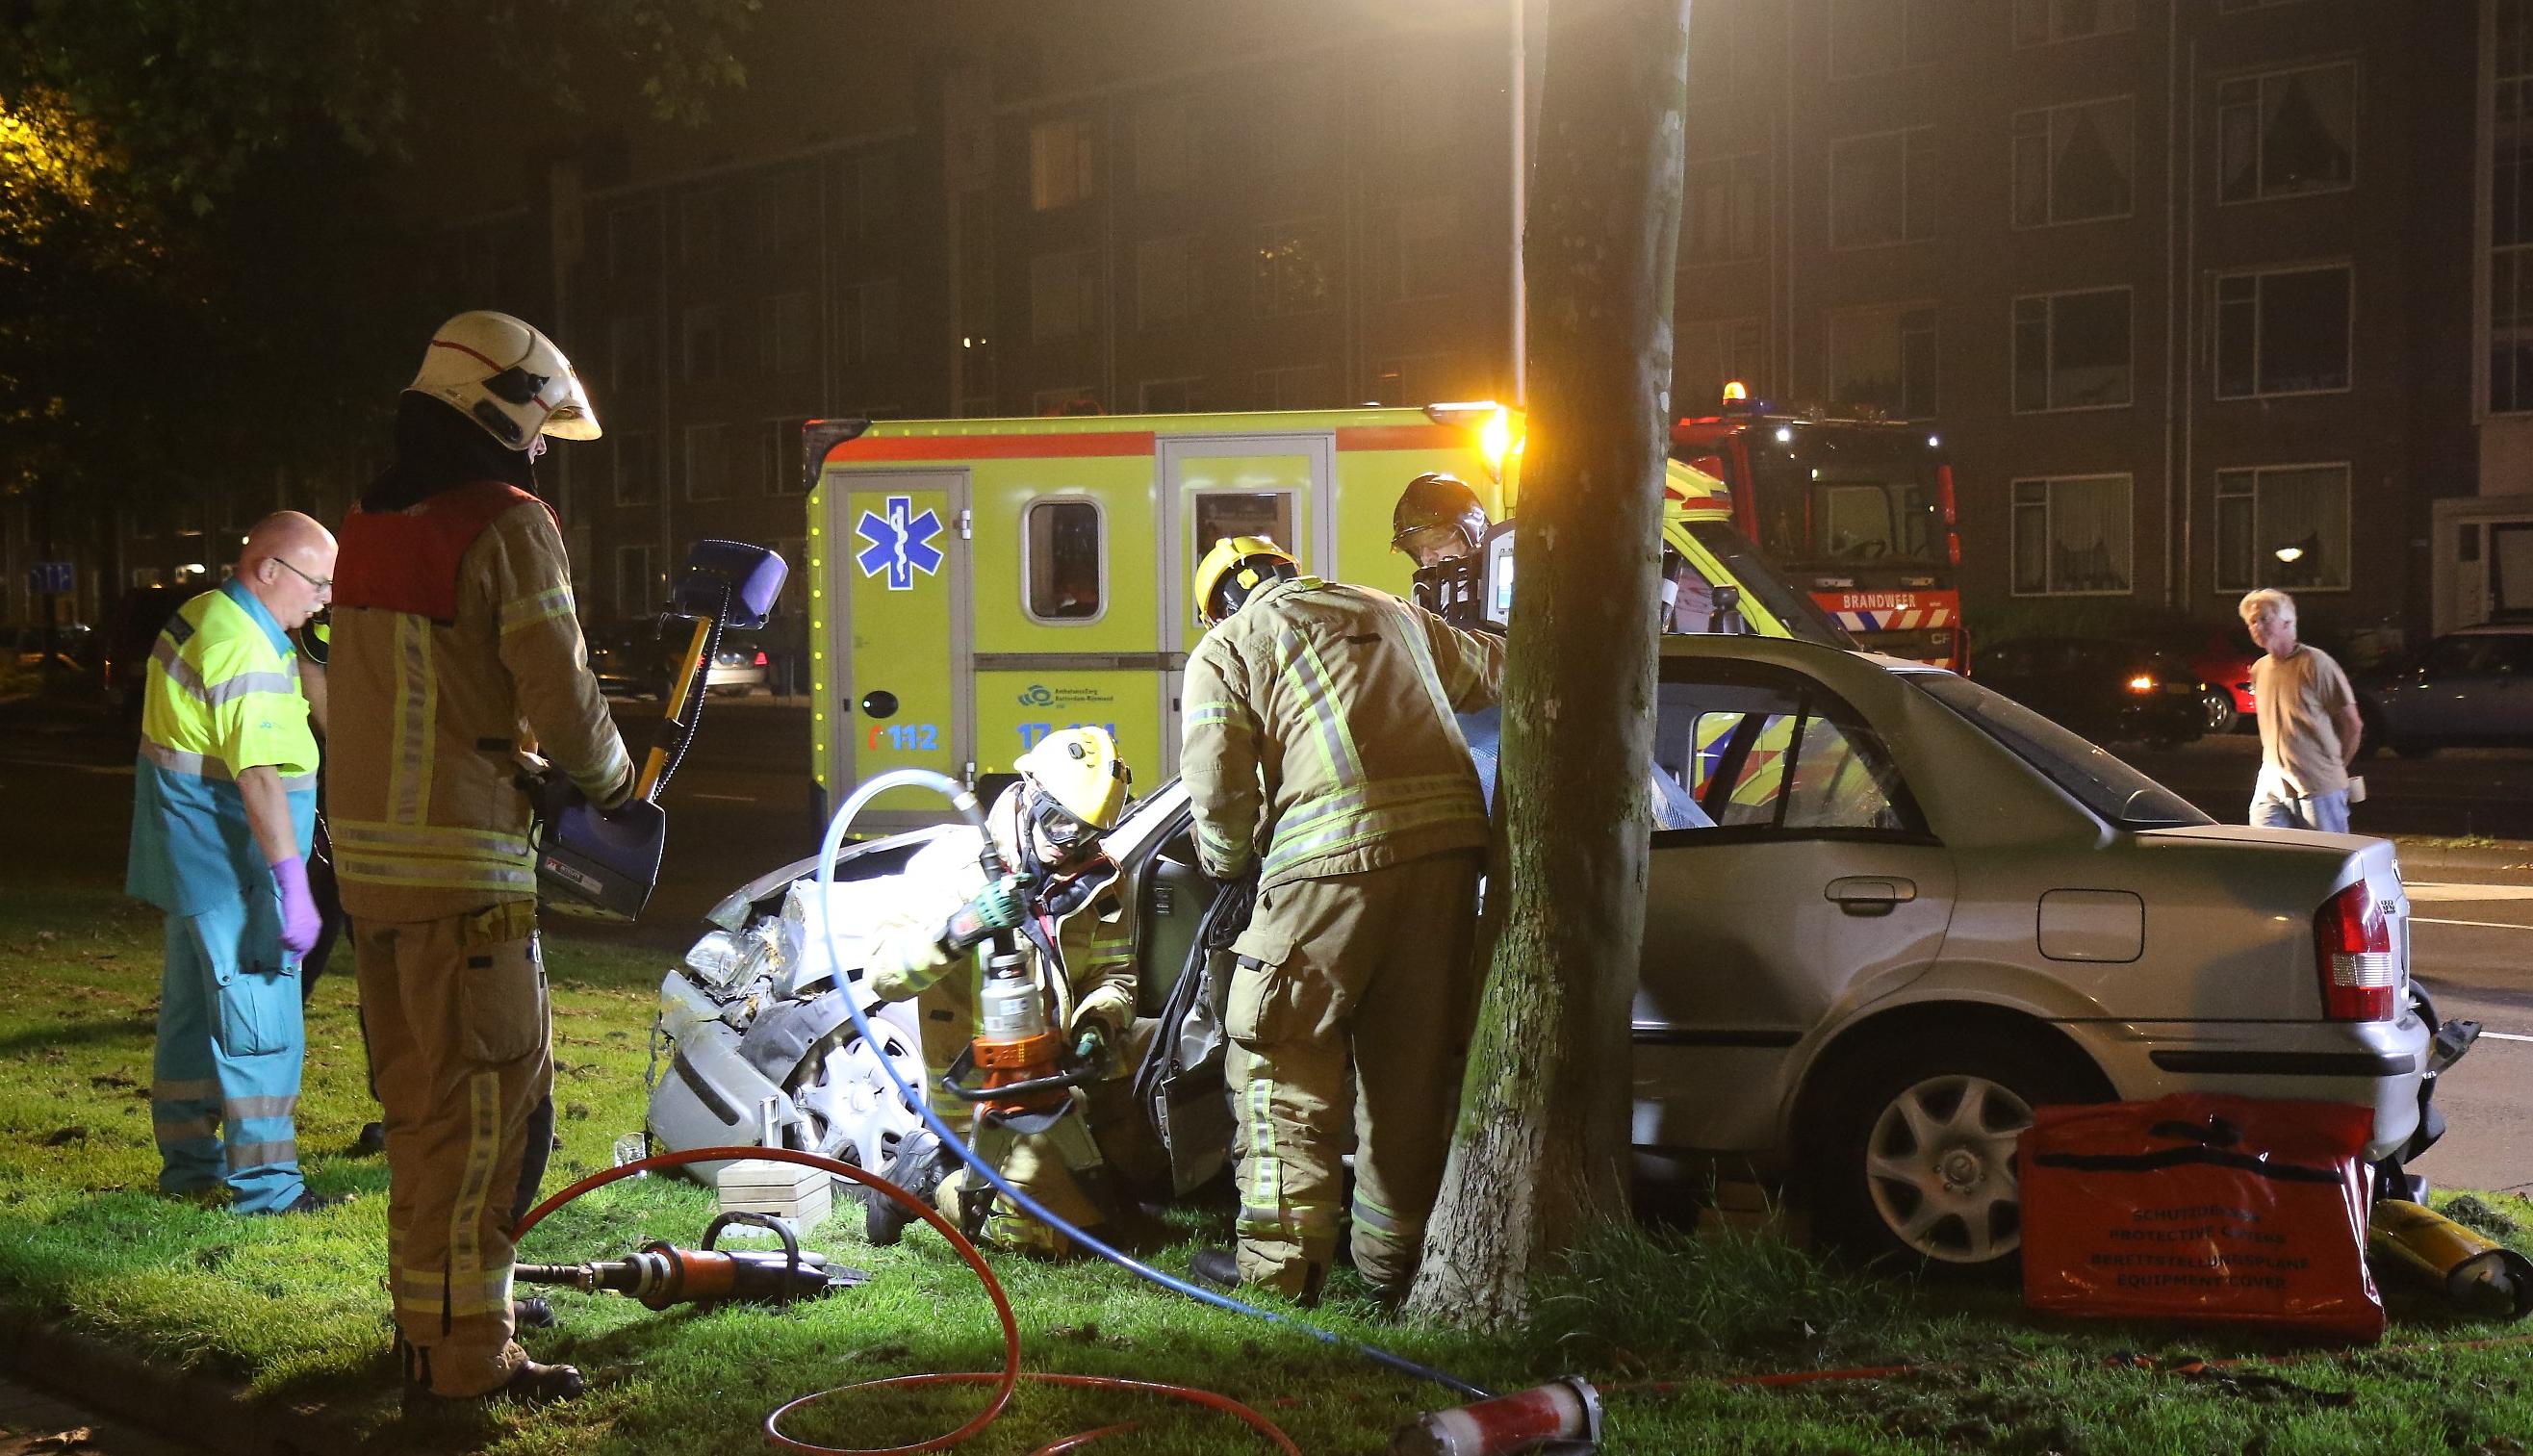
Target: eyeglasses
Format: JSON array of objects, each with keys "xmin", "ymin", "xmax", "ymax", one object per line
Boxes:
[{"xmin": 275, "ymin": 558, "xmax": 333, "ymax": 594}]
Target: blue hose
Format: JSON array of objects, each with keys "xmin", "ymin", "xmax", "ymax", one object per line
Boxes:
[{"xmin": 815, "ymin": 770, "xmax": 1491, "ymax": 1402}]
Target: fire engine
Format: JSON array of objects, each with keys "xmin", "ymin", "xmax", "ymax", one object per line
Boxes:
[
  {"xmin": 798, "ymin": 403, "xmax": 1844, "ymax": 830},
  {"xmin": 1671, "ymin": 387, "xmax": 1966, "ymax": 671}
]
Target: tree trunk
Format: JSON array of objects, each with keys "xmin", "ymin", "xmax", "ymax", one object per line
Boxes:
[{"xmin": 1404, "ymin": 0, "xmax": 1688, "ymax": 1332}]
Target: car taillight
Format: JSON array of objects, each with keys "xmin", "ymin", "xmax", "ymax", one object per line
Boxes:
[
  {"xmin": 2125, "ymin": 674, "xmax": 2156, "ymax": 694},
  {"xmin": 753, "ymin": 651, "xmax": 768, "ymax": 666},
  {"xmin": 2314, "ymin": 881, "xmax": 2395, "ymax": 1021}
]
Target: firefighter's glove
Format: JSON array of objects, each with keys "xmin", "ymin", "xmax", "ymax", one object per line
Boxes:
[
  {"xmin": 1071, "ymin": 1023, "xmax": 1109, "ymax": 1073},
  {"xmin": 269, "ymin": 855, "xmax": 322, "ymax": 958},
  {"xmin": 941, "ymin": 875, "xmax": 1028, "ymax": 955}
]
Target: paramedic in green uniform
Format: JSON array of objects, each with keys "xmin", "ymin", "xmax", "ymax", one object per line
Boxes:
[{"xmin": 128, "ymin": 512, "xmax": 339, "ymax": 1214}]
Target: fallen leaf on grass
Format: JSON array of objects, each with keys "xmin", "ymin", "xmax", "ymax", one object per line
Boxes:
[
  {"xmin": 26, "ymin": 1426, "xmax": 92, "ymax": 1451},
  {"xmin": 89, "ymin": 1073, "xmax": 136, "ymax": 1090}
]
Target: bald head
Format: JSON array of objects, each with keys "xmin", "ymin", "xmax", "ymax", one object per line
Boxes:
[{"xmin": 238, "ymin": 511, "xmax": 337, "ymax": 631}]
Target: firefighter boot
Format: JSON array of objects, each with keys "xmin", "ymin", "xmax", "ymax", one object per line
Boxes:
[{"xmin": 866, "ymin": 1130, "xmax": 957, "ymax": 1246}]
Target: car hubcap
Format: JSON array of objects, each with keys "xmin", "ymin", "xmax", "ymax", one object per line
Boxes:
[
  {"xmin": 1863, "ymin": 1074, "xmax": 2036, "ymax": 1264},
  {"xmin": 2203, "ymin": 691, "xmax": 2232, "ymax": 731},
  {"xmin": 790, "ymin": 1003, "xmax": 928, "ymax": 1171}
]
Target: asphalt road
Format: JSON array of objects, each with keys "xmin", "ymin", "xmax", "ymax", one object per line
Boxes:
[{"xmin": 5, "ymin": 697, "xmax": 2529, "ymax": 1192}]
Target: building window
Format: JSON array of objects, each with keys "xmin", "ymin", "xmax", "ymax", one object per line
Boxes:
[
  {"xmin": 2011, "ymin": 474, "xmax": 2133, "ymax": 596},
  {"xmin": 763, "ymin": 292, "xmax": 814, "ymax": 375},
  {"xmin": 841, "ymin": 150, "xmax": 898, "ymax": 242},
  {"xmin": 1023, "ymin": 498, "xmax": 1105, "ymax": 623},
  {"xmin": 684, "ymin": 423, "xmax": 730, "ymax": 502},
  {"xmin": 840, "ymin": 279, "xmax": 900, "ymax": 364},
  {"xmin": 1139, "ymin": 376, "xmax": 1207, "ymax": 412},
  {"xmin": 1370, "ymin": 199, "xmax": 1463, "ymax": 301},
  {"xmin": 1253, "ymin": 220, "xmax": 1336, "ymax": 317},
  {"xmin": 678, "ymin": 190, "xmax": 723, "ymax": 267},
  {"xmin": 2012, "ymin": 288, "xmax": 2132, "ymax": 412},
  {"xmin": 612, "ymin": 430, "xmax": 656, "ymax": 507},
  {"xmin": 1032, "ymin": 385, "xmax": 1101, "ymax": 416},
  {"xmin": 763, "ymin": 418, "xmax": 811, "ymax": 497},
  {"xmin": 2217, "ymin": 64, "xmax": 2356, "ymax": 204},
  {"xmin": 1379, "ymin": 62, "xmax": 1456, "ymax": 157},
  {"xmin": 606, "ymin": 205, "xmax": 653, "ymax": 279},
  {"xmin": 1260, "ymin": 70, "xmax": 1337, "ymax": 175},
  {"xmin": 1683, "ymin": 154, "xmax": 1767, "ymax": 266},
  {"xmin": 2216, "ymin": 464, "xmax": 2350, "ymax": 592},
  {"xmin": 1827, "ymin": 303, "xmax": 1938, "ymax": 418},
  {"xmin": 1253, "ymin": 364, "xmax": 1335, "ymax": 409},
  {"xmin": 681, "ymin": 305, "xmax": 724, "ymax": 383},
  {"xmin": 608, "ymin": 317, "xmax": 654, "ymax": 395},
  {"xmin": 1030, "ymin": 252, "xmax": 1100, "ymax": 343},
  {"xmin": 1134, "ymin": 97, "xmax": 1199, "ymax": 193},
  {"xmin": 1829, "ymin": 0, "xmax": 1942, "ymax": 76},
  {"xmin": 2215, "ymin": 266, "xmax": 2352, "ymax": 397},
  {"xmin": 1029, "ymin": 117, "xmax": 1097, "ymax": 211},
  {"xmin": 1829, "ymin": 127, "xmax": 1935, "ymax": 249},
  {"xmin": 2012, "ymin": 96, "xmax": 2134, "ymax": 226},
  {"xmin": 2491, "ymin": 5, "xmax": 2533, "ymax": 414},
  {"xmin": 616, "ymin": 544, "xmax": 657, "ymax": 618},
  {"xmin": 1676, "ymin": 317, "xmax": 1768, "ymax": 409},
  {"xmin": 757, "ymin": 170, "xmax": 816, "ymax": 254},
  {"xmin": 2012, "ymin": 0, "xmax": 2136, "ymax": 45},
  {"xmin": 1137, "ymin": 235, "xmax": 1198, "ymax": 329},
  {"xmin": 1372, "ymin": 353, "xmax": 1464, "ymax": 406}
]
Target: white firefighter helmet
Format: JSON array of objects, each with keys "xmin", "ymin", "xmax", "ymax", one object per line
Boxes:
[
  {"xmin": 1013, "ymin": 728, "xmax": 1132, "ymax": 849},
  {"xmin": 407, "ymin": 310, "xmax": 601, "ymax": 450}
]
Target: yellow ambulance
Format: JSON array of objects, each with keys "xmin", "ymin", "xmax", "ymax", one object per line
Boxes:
[{"xmin": 800, "ymin": 403, "xmax": 1845, "ymax": 830}]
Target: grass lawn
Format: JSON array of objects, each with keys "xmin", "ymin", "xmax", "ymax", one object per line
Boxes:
[{"xmin": 8, "ymin": 883, "xmax": 2533, "ymax": 1453}]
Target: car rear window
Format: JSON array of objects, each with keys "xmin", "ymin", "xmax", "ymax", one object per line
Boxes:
[{"xmin": 1914, "ymin": 675, "xmax": 2211, "ymax": 830}]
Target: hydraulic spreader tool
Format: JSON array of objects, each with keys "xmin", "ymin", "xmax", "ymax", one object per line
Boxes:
[
  {"xmin": 512, "ymin": 1210, "xmax": 865, "ymax": 1312},
  {"xmin": 531, "ymin": 538, "xmax": 786, "ymax": 917}
]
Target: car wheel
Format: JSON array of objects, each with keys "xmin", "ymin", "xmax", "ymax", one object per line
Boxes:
[
  {"xmin": 786, "ymin": 999, "xmax": 931, "ymax": 1174},
  {"xmin": 2201, "ymin": 689, "xmax": 2238, "ymax": 735},
  {"xmin": 1812, "ymin": 1036, "xmax": 2107, "ymax": 1275}
]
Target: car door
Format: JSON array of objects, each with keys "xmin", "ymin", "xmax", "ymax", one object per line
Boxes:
[
  {"xmin": 2387, "ymin": 635, "xmax": 2493, "ymax": 742},
  {"xmin": 2477, "ymin": 635, "xmax": 2533, "ymax": 745},
  {"xmin": 1634, "ymin": 659, "xmax": 1957, "ymax": 1156}
]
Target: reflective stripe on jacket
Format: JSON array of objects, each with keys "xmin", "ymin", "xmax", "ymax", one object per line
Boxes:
[
  {"xmin": 1181, "ymin": 575, "xmax": 1503, "ymax": 889},
  {"xmin": 326, "ymin": 496, "xmax": 630, "ymax": 922},
  {"xmin": 126, "ymin": 578, "xmax": 319, "ymax": 915}
]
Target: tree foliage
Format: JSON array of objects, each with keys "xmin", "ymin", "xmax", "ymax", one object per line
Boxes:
[{"xmin": 0, "ymin": 0, "xmax": 755, "ymax": 511}]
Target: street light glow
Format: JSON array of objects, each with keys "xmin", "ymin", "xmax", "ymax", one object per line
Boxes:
[{"xmin": 2274, "ymin": 546, "xmax": 2306, "ymax": 563}]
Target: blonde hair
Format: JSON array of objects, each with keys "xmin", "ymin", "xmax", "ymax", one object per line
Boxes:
[{"xmin": 2238, "ymin": 588, "xmax": 2295, "ymax": 626}]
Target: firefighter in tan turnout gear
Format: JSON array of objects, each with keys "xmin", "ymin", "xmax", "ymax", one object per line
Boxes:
[
  {"xmin": 328, "ymin": 312, "xmax": 632, "ymax": 1405},
  {"xmin": 858, "ymin": 728, "xmax": 1153, "ymax": 1257},
  {"xmin": 1178, "ymin": 536, "xmax": 1504, "ymax": 1303}
]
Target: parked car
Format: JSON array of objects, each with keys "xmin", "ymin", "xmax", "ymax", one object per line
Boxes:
[
  {"xmin": 647, "ymin": 635, "xmax": 2443, "ymax": 1272},
  {"xmin": 2359, "ymin": 625, "xmax": 2533, "ymax": 757},
  {"xmin": 99, "ymin": 585, "xmax": 212, "ymax": 719},
  {"xmin": 3, "ymin": 623, "xmax": 90, "ymax": 670},
  {"xmin": 1971, "ymin": 636, "xmax": 2209, "ymax": 748},
  {"xmin": 586, "ymin": 620, "xmax": 768, "ymax": 699},
  {"xmin": 2156, "ymin": 623, "xmax": 2260, "ymax": 735}
]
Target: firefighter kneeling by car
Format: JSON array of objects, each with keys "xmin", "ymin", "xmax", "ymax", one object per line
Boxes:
[{"xmin": 860, "ymin": 728, "xmax": 1159, "ymax": 1256}]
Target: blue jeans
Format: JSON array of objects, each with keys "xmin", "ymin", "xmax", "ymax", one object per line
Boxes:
[{"xmin": 2249, "ymin": 772, "xmax": 2351, "ymax": 833}]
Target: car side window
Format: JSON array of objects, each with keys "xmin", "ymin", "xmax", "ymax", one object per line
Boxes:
[
  {"xmin": 2487, "ymin": 637, "xmax": 2533, "ymax": 676},
  {"xmin": 2419, "ymin": 637, "xmax": 2492, "ymax": 677},
  {"xmin": 1652, "ymin": 663, "xmax": 1924, "ymax": 840}
]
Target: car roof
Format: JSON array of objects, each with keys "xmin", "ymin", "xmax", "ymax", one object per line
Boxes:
[{"xmin": 2450, "ymin": 624, "xmax": 2533, "ymax": 636}]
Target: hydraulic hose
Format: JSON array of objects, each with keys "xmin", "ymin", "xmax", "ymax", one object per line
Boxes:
[
  {"xmin": 818, "ymin": 770, "xmax": 1492, "ymax": 1402},
  {"xmin": 516, "ymin": 1145, "xmax": 1298, "ymax": 1454}
]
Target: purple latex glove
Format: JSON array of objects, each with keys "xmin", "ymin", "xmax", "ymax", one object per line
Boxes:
[{"xmin": 270, "ymin": 855, "xmax": 321, "ymax": 958}]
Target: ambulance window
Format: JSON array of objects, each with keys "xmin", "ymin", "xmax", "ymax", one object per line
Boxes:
[
  {"xmin": 1025, "ymin": 498, "xmax": 1105, "ymax": 623},
  {"xmin": 1192, "ymin": 492, "xmax": 1295, "ymax": 563}
]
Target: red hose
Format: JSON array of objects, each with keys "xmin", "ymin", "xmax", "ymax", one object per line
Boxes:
[{"xmin": 513, "ymin": 1145, "xmax": 1298, "ymax": 1455}]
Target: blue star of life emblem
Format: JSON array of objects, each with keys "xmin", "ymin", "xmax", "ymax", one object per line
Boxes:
[{"xmin": 854, "ymin": 495, "xmax": 945, "ymax": 591}]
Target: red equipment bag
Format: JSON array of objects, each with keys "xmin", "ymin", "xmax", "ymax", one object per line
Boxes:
[{"xmin": 2019, "ymin": 1092, "xmax": 2382, "ymax": 1341}]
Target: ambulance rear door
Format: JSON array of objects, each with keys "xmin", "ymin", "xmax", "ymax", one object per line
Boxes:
[
  {"xmin": 830, "ymin": 468, "xmax": 972, "ymax": 830},
  {"xmin": 1155, "ymin": 432, "xmax": 1337, "ymax": 775}
]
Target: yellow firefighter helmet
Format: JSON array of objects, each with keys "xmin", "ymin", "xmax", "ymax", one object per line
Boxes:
[
  {"xmin": 1014, "ymin": 726, "xmax": 1132, "ymax": 835},
  {"xmin": 1192, "ymin": 535, "xmax": 1298, "ymax": 626}
]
